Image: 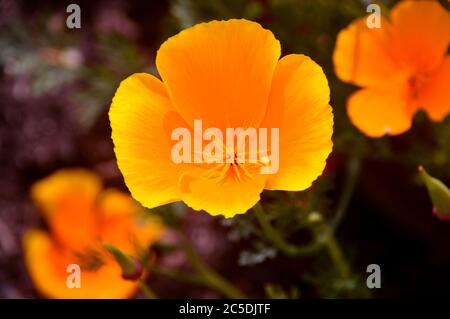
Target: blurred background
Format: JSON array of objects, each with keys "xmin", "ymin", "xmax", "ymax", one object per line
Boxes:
[{"xmin": 0, "ymin": 0, "xmax": 449, "ymax": 298}]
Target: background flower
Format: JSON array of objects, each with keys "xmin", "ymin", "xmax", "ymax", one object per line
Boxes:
[
  {"xmin": 333, "ymin": 0, "xmax": 450, "ymax": 137},
  {"xmin": 23, "ymin": 169, "xmax": 163, "ymax": 298}
]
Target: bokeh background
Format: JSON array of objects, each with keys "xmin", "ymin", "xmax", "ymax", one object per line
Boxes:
[{"xmin": 1, "ymin": 0, "xmax": 450, "ymax": 298}]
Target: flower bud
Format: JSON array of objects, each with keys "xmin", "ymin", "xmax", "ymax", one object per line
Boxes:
[
  {"xmin": 418, "ymin": 166, "xmax": 450, "ymax": 220},
  {"xmin": 104, "ymin": 243, "xmax": 143, "ymax": 280}
]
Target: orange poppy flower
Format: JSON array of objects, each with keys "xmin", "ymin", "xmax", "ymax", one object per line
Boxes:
[
  {"xmin": 333, "ymin": 0, "xmax": 450, "ymax": 137},
  {"xmin": 23, "ymin": 169, "xmax": 164, "ymax": 298},
  {"xmin": 109, "ymin": 19, "xmax": 333, "ymax": 217}
]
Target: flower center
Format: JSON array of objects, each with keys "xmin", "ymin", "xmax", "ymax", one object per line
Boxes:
[
  {"xmin": 201, "ymin": 148, "xmax": 269, "ymax": 184},
  {"xmin": 73, "ymin": 248, "xmax": 105, "ymax": 271},
  {"xmin": 408, "ymin": 72, "xmax": 428, "ymax": 100}
]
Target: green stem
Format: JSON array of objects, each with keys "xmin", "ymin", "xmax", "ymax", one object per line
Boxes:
[
  {"xmin": 149, "ymin": 264, "xmax": 205, "ymax": 286},
  {"xmin": 181, "ymin": 234, "xmax": 246, "ymax": 299},
  {"xmin": 149, "ymin": 263, "xmax": 245, "ymax": 298},
  {"xmin": 145, "ymin": 230, "xmax": 245, "ymax": 298},
  {"xmin": 138, "ymin": 280, "xmax": 158, "ymax": 299},
  {"xmin": 254, "ymin": 204, "xmax": 351, "ymax": 279},
  {"xmin": 253, "ymin": 203, "xmax": 323, "ymax": 257},
  {"xmin": 331, "ymin": 156, "xmax": 361, "ymax": 229},
  {"xmin": 321, "ymin": 224, "xmax": 350, "ymax": 278}
]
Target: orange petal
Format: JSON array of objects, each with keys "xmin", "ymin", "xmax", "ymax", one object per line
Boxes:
[
  {"xmin": 31, "ymin": 169, "xmax": 101, "ymax": 218},
  {"xmin": 110, "ymin": 73, "xmax": 192, "ymax": 209},
  {"xmin": 30, "ymin": 169, "xmax": 101, "ymax": 252},
  {"xmin": 98, "ymin": 189, "xmax": 164, "ymax": 255},
  {"xmin": 420, "ymin": 56, "xmax": 450, "ymax": 121},
  {"xmin": 390, "ymin": 0, "xmax": 450, "ymax": 72},
  {"xmin": 179, "ymin": 169, "xmax": 267, "ymax": 217},
  {"xmin": 333, "ymin": 17, "xmax": 405, "ymax": 87},
  {"xmin": 261, "ymin": 54, "xmax": 333, "ymax": 191},
  {"xmin": 97, "ymin": 189, "xmax": 139, "ymax": 218},
  {"xmin": 23, "ymin": 230, "xmax": 138, "ymax": 299},
  {"xmin": 347, "ymin": 86, "xmax": 412, "ymax": 137},
  {"xmin": 156, "ymin": 19, "xmax": 281, "ymax": 130}
]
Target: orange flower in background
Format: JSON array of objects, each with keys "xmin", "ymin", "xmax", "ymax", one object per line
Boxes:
[
  {"xmin": 109, "ymin": 19, "xmax": 333, "ymax": 217},
  {"xmin": 333, "ymin": 0, "xmax": 450, "ymax": 137},
  {"xmin": 23, "ymin": 169, "xmax": 163, "ymax": 298}
]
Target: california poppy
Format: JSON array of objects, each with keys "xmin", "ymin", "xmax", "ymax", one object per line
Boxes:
[
  {"xmin": 110, "ymin": 19, "xmax": 333, "ymax": 217},
  {"xmin": 333, "ymin": 0, "xmax": 450, "ymax": 137},
  {"xmin": 23, "ymin": 169, "xmax": 163, "ymax": 298}
]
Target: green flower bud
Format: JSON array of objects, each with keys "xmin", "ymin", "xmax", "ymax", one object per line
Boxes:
[
  {"xmin": 104, "ymin": 243, "xmax": 143, "ymax": 280},
  {"xmin": 418, "ymin": 166, "xmax": 450, "ymax": 220}
]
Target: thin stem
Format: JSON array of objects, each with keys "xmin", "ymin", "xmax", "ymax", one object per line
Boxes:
[
  {"xmin": 149, "ymin": 263, "xmax": 245, "ymax": 298},
  {"xmin": 321, "ymin": 224, "xmax": 350, "ymax": 278},
  {"xmin": 331, "ymin": 156, "xmax": 361, "ymax": 229},
  {"xmin": 254, "ymin": 203, "xmax": 351, "ymax": 279},
  {"xmin": 149, "ymin": 264, "xmax": 205, "ymax": 286},
  {"xmin": 253, "ymin": 203, "xmax": 324, "ymax": 257},
  {"xmin": 138, "ymin": 280, "xmax": 158, "ymax": 299},
  {"xmin": 144, "ymin": 229, "xmax": 245, "ymax": 298},
  {"xmin": 180, "ymin": 233, "xmax": 246, "ymax": 299}
]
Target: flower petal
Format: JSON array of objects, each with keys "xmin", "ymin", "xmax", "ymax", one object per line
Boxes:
[
  {"xmin": 261, "ymin": 54, "xmax": 333, "ymax": 191},
  {"xmin": 390, "ymin": 0, "xmax": 450, "ymax": 72},
  {"xmin": 333, "ymin": 17, "xmax": 405, "ymax": 87},
  {"xmin": 110, "ymin": 73, "xmax": 191, "ymax": 208},
  {"xmin": 347, "ymin": 87, "xmax": 412, "ymax": 137},
  {"xmin": 31, "ymin": 169, "xmax": 101, "ymax": 218},
  {"xmin": 23, "ymin": 230, "xmax": 138, "ymax": 299},
  {"xmin": 420, "ymin": 56, "xmax": 450, "ymax": 121},
  {"xmin": 156, "ymin": 19, "xmax": 281, "ymax": 130},
  {"xmin": 31, "ymin": 169, "xmax": 101, "ymax": 252},
  {"xmin": 180, "ymin": 170, "xmax": 267, "ymax": 217},
  {"xmin": 98, "ymin": 189, "xmax": 164, "ymax": 255}
]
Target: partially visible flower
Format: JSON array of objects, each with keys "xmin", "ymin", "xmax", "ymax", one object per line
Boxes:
[
  {"xmin": 23, "ymin": 169, "xmax": 164, "ymax": 298},
  {"xmin": 109, "ymin": 19, "xmax": 333, "ymax": 217},
  {"xmin": 333, "ymin": 0, "xmax": 450, "ymax": 137}
]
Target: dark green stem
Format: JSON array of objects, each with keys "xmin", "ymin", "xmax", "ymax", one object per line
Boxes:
[
  {"xmin": 149, "ymin": 264, "xmax": 205, "ymax": 286},
  {"xmin": 254, "ymin": 204, "xmax": 351, "ymax": 279},
  {"xmin": 146, "ymin": 232, "xmax": 246, "ymax": 299},
  {"xmin": 180, "ymin": 233, "xmax": 246, "ymax": 299},
  {"xmin": 331, "ymin": 156, "xmax": 361, "ymax": 229},
  {"xmin": 253, "ymin": 203, "xmax": 324, "ymax": 257},
  {"xmin": 321, "ymin": 224, "xmax": 351, "ymax": 278},
  {"xmin": 138, "ymin": 280, "xmax": 158, "ymax": 299}
]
